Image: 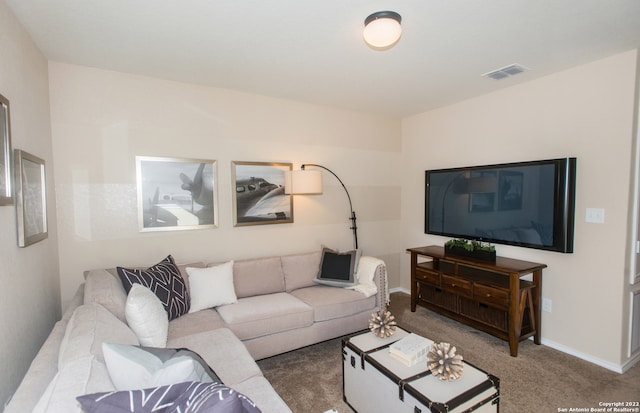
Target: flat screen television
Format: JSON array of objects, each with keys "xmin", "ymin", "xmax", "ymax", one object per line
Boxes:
[{"xmin": 425, "ymin": 158, "xmax": 576, "ymax": 253}]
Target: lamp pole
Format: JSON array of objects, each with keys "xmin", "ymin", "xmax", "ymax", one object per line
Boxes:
[{"xmin": 301, "ymin": 164, "xmax": 358, "ymax": 250}]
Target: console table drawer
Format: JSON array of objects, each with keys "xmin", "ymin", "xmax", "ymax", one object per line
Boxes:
[
  {"xmin": 459, "ymin": 298, "xmax": 508, "ymax": 331},
  {"xmin": 441, "ymin": 274, "xmax": 473, "ymax": 298},
  {"xmin": 473, "ymin": 284, "xmax": 509, "ymax": 309},
  {"xmin": 415, "ymin": 267, "xmax": 439, "ymax": 286},
  {"xmin": 418, "ymin": 285, "xmax": 458, "ymax": 312}
]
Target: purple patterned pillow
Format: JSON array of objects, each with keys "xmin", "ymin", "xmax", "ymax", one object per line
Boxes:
[
  {"xmin": 76, "ymin": 381, "xmax": 262, "ymax": 413},
  {"xmin": 117, "ymin": 255, "xmax": 190, "ymax": 320}
]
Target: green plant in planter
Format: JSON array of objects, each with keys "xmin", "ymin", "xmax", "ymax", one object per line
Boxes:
[
  {"xmin": 445, "ymin": 238, "xmax": 495, "ymax": 252},
  {"xmin": 445, "ymin": 239, "xmax": 496, "ymax": 261},
  {"xmin": 445, "ymin": 238, "xmax": 474, "ymax": 251},
  {"xmin": 470, "ymin": 240, "xmax": 495, "ymax": 252}
]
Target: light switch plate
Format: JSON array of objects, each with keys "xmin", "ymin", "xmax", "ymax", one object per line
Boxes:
[{"xmin": 585, "ymin": 208, "xmax": 605, "ymax": 224}]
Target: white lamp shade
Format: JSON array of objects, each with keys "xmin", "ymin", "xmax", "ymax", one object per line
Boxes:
[
  {"xmin": 284, "ymin": 170, "xmax": 323, "ymax": 194},
  {"xmin": 363, "ymin": 15, "xmax": 402, "ymax": 49}
]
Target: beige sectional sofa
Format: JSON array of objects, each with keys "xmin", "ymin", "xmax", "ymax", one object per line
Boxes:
[{"xmin": 5, "ymin": 250, "xmax": 387, "ymax": 413}]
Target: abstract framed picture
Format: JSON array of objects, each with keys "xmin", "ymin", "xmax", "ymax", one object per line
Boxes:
[
  {"xmin": 0, "ymin": 93, "xmax": 13, "ymax": 206},
  {"xmin": 136, "ymin": 156, "xmax": 218, "ymax": 232},
  {"xmin": 14, "ymin": 150, "xmax": 47, "ymax": 247},
  {"xmin": 232, "ymin": 161, "xmax": 293, "ymax": 226}
]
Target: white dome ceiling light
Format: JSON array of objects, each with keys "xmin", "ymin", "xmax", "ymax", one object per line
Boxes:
[{"xmin": 363, "ymin": 11, "xmax": 402, "ymax": 50}]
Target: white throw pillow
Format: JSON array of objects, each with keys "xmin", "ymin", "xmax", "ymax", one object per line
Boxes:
[
  {"xmin": 186, "ymin": 261, "xmax": 237, "ymax": 313},
  {"xmin": 102, "ymin": 343, "xmax": 215, "ymax": 391},
  {"xmin": 125, "ymin": 284, "xmax": 168, "ymax": 347}
]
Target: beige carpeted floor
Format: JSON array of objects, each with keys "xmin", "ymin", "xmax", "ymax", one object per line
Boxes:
[{"xmin": 257, "ymin": 292, "xmax": 640, "ymax": 413}]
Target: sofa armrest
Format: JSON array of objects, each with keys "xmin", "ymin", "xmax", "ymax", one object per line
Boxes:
[
  {"xmin": 4, "ymin": 285, "xmax": 84, "ymax": 413},
  {"xmin": 372, "ymin": 262, "xmax": 389, "ymax": 311}
]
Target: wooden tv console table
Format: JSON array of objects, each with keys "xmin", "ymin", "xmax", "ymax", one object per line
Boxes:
[{"xmin": 407, "ymin": 245, "xmax": 547, "ymax": 357}]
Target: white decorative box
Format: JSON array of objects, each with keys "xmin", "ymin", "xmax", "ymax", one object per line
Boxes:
[{"xmin": 342, "ymin": 328, "xmax": 500, "ymax": 413}]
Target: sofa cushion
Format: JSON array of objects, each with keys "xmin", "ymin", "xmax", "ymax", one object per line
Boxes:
[
  {"xmin": 281, "ymin": 251, "xmax": 322, "ymax": 292},
  {"xmin": 232, "ymin": 376, "xmax": 292, "ymax": 413},
  {"xmin": 187, "ymin": 261, "xmax": 237, "ymax": 313},
  {"xmin": 168, "ymin": 308, "xmax": 226, "ymax": 340},
  {"xmin": 125, "ymin": 284, "xmax": 168, "ymax": 347},
  {"xmin": 117, "ymin": 255, "xmax": 190, "ymax": 320},
  {"xmin": 102, "ymin": 343, "xmax": 219, "ymax": 390},
  {"xmin": 58, "ymin": 303, "xmax": 139, "ymax": 368},
  {"xmin": 33, "ymin": 355, "xmax": 115, "ymax": 413},
  {"xmin": 230, "ymin": 256, "xmax": 285, "ymax": 298},
  {"xmin": 291, "ymin": 285, "xmax": 376, "ymax": 322},
  {"xmin": 167, "ymin": 328, "xmax": 262, "ymax": 386},
  {"xmin": 76, "ymin": 381, "xmax": 261, "ymax": 413},
  {"xmin": 217, "ymin": 293, "xmax": 313, "ymax": 340},
  {"xmin": 83, "ymin": 270, "xmax": 128, "ymax": 322}
]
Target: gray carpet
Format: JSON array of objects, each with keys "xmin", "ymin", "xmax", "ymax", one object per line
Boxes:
[{"xmin": 257, "ymin": 292, "xmax": 640, "ymax": 413}]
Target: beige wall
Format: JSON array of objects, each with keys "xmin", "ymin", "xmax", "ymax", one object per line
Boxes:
[
  {"xmin": 48, "ymin": 62, "xmax": 403, "ymax": 307},
  {"xmin": 2, "ymin": 6, "xmax": 637, "ymax": 403},
  {"xmin": 401, "ymin": 50, "xmax": 639, "ymax": 368},
  {"xmin": 0, "ymin": 2, "xmax": 59, "ymax": 406}
]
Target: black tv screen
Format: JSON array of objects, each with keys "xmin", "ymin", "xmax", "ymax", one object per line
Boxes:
[{"xmin": 425, "ymin": 158, "xmax": 576, "ymax": 253}]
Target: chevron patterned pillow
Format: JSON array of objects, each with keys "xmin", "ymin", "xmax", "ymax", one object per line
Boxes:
[
  {"xmin": 117, "ymin": 255, "xmax": 190, "ymax": 320},
  {"xmin": 77, "ymin": 381, "xmax": 261, "ymax": 413}
]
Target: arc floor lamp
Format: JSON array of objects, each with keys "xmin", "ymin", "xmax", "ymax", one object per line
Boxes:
[{"xmin": 284, "ymin": 164, "xmax": 358, "ymax": 250}]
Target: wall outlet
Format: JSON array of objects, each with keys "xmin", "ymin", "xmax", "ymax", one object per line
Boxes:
[{"xmin": 542, "ymin": 298, "xmax": 552, "ymax": 313}]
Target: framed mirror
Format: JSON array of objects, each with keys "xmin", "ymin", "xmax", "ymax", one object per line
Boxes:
[
  {"xmin": 15, "ymin": 149, "xmax": 48, "ymax": 247},
  {"xmin": 0, "ymin": 93, "xmax": 13, "ymax": 206}
]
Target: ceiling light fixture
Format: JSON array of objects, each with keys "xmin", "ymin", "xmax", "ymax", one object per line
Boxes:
[{"xmin": 363, "ymin": 11, "xmax": 402, "ymax": 50}]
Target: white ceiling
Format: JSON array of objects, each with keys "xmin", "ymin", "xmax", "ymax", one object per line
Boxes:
[{"xmin": 5, "ymin": 0, "xmax": 640, "ymax": 117}]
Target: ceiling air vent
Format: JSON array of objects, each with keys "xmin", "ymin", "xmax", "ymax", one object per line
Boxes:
[{"xmin": 482, "ymin": 64, "xmax": 529, "ymax": 80}]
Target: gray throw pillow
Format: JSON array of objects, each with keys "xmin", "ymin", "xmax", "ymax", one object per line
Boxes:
[
  {"xmin": 314, "ymin": 247, "xmax": 358, "ymax": 287},
  {"xmin": 76, "ymin": 381, "xmax": 262, "ymax": 413}
]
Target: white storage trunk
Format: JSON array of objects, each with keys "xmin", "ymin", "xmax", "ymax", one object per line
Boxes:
[{"xmin": 342, "ymin": 329, "xmax": 500, "ymax": 413}]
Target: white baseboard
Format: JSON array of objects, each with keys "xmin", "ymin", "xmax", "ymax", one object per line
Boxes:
[
  {"xmin": 621, "ymin": 349, "xmax": 640, "ymax": 373},
  {"xmin": 389, "ymin": 287, "xmax": 410, "ymax": 295},
  {"xmin": 622, "ymin": 353, "xmax": 640, "ymax": 373},
  {"xmin": 389, "ymin": 288, "xmax": 632, "ymax": 373},
  {"xmin": 539, "ymin": 338, "xmax": 624, "ymax": 373}
]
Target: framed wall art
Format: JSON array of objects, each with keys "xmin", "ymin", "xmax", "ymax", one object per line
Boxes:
[
  {"xmin": 15, "ymin": 149, "xmax": 47, "ymax": 247},
  {"xmin": 0, "ymin": 93, "xmax": 13, "ymax": 206},
  {"xmin": 136, "ymin": 156, "xmax": 218, "ymax": 232},
  {"xmin": 232, "ymin": 161, "xmax": 293, "ymax": 226}
]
